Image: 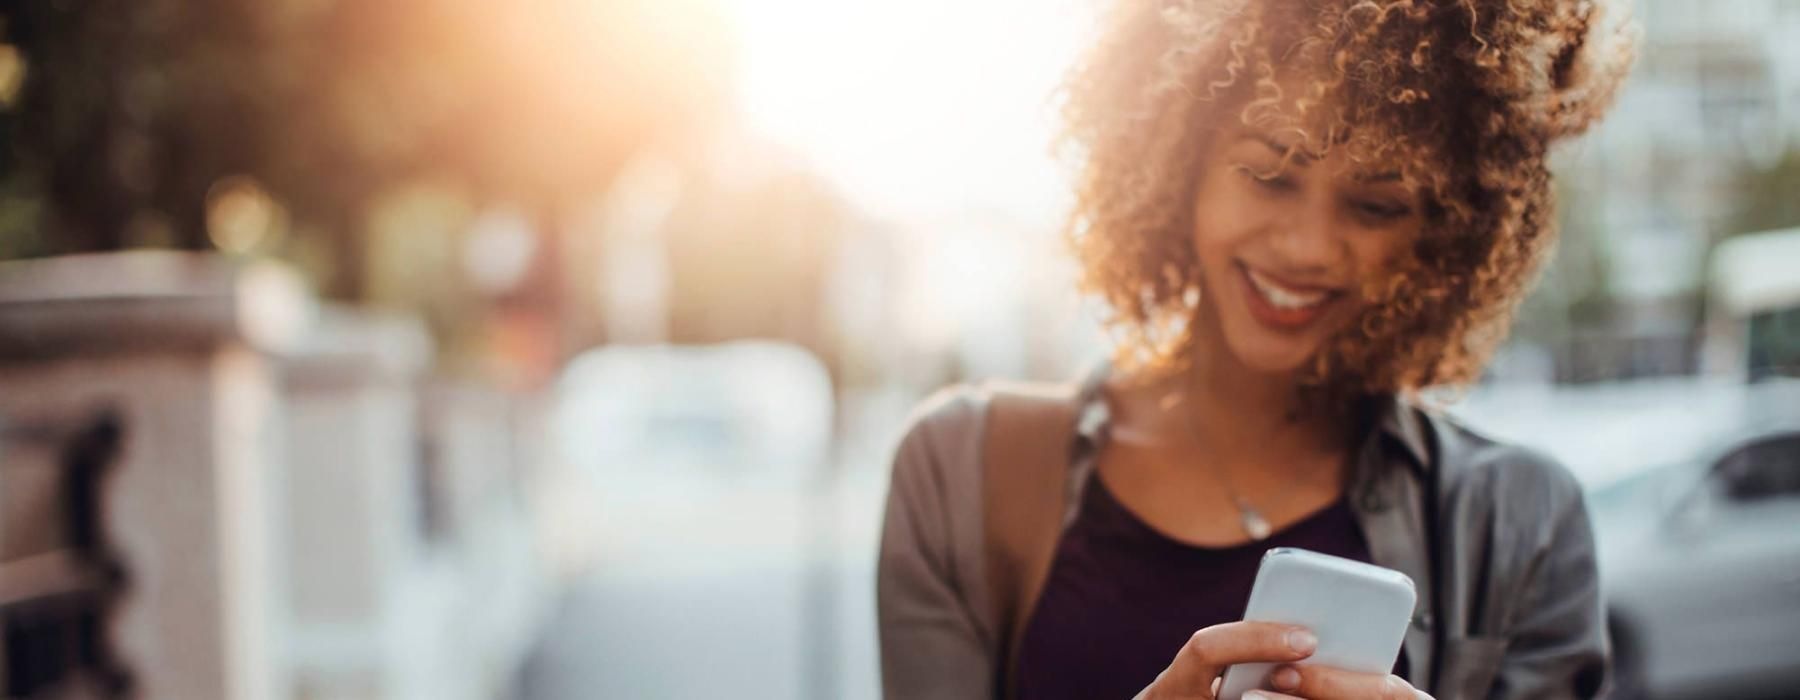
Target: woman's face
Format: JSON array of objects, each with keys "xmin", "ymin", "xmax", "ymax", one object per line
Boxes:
[{"xmin": 1189, "ymin": 127, "xmax": 1424, "ymax": 375}]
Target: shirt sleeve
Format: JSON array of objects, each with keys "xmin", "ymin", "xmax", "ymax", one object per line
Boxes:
[{"xmin": 877, "ymin": 390, "xmax": 995, "ymax": 700}]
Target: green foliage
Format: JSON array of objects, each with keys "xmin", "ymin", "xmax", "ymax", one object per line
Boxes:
[
  {"xmin": 1724, "ymin": 148, "xmax": 1800, "ymax": 237},
  {"xmin": 0, "ymin": 0, "xmax": 731, "ymax": 297}
]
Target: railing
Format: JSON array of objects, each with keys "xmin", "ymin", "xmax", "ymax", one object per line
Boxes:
[{"xmin": 0, "ymin": 409, "xmax": 131, "ymax": 698}]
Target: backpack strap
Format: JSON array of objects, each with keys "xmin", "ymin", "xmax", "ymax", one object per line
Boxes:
[{"xmin": 981, "ymin": 381, "xmax": 1082, "ymax": 700}]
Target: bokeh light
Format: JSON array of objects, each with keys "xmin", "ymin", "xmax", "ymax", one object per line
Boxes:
[{"xmin": 206, "ymin": 176, "xmax": 284, "ymax": 255}]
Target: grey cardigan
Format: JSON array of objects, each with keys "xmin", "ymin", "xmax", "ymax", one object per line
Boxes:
[{"xmin": 877, "ymin": 380, "xmax": 1609, "ymax": 699}]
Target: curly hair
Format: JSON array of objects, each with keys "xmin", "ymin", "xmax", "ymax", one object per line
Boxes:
[{"xmin": 1059, "ymin": 0, "xmax": 1637, "ymax": 399}]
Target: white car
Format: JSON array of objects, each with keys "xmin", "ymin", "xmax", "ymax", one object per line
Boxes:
[
  {"xmin": 1586, "ymin": 381, "xmax": 1800, "ymax": 699},
  {"xmin": 553, "ymin": 341, "xmax": 835, "ymax": 490},
  {"xmin": 536, "ymin": 342, "xmax": 839, "ymax": 698}
]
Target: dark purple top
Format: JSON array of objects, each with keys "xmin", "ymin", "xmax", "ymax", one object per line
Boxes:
[{"xmin": 1013, "ymin": 473, "xmax": 1407, "ymax": 700}]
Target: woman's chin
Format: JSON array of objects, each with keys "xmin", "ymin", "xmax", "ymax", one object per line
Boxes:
[{"xmin": 1222, "ymin": 335, "xmax": 1319, "ymax": 376}]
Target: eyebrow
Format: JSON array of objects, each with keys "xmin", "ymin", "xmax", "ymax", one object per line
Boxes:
[
  {"xmin": 1241, "ymin": 134, "xmax": 1314, "ymax": 166},
  {"xmin": 1238, "ymin": 134, "xmax": 1405, "ymax": 183}
]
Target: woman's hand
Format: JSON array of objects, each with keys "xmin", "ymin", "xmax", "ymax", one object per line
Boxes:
[
  {"xmin": 1133, "ymin": 622, "xmax": 1433, "ymax": 700},
  {"xmin": 1242, "ymin": 663, "xmax": 1430, "ymax": 700}
]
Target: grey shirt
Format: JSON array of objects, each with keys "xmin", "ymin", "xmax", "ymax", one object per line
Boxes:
[{"xmin": 877, "ymin": 379, "xmax": 1609, "ymax": 699}]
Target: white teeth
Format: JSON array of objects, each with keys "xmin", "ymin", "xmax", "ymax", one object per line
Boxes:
[{"xmin": 1246, "ymin": 268, "xmax": 1329, "ymax": 310}]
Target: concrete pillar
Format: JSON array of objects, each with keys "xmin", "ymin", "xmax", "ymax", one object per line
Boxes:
[
  {"xmin": 280, "ymin": 308, "xmax": 549, "ymax": 700},
  {"xmin": 279, "ymin": 307, "xmax": 440, "ymax": 700}
]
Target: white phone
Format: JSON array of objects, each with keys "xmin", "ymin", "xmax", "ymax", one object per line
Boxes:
[{"xmin": 1216, "ymin": 547, "xmax": 1417, "ymax": 700}]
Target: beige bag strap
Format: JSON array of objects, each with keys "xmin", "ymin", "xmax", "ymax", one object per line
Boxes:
[{"xmin": 981, "ymin": 382, "xmax": 1081, "ymax": 700}]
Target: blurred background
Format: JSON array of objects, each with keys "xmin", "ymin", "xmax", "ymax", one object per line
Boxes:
[{"xmin": 0, "ymin": 0, "xmax": 1794, "ymax": 698}]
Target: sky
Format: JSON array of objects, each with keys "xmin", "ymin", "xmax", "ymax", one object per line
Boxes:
[{"xmin": 724, "ymin": 0, "xmax": 1094, "ymax": 230}]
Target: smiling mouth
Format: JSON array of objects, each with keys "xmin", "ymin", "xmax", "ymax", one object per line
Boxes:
[{"xmin": 1237, "ymin": 262, "xmax": 1342, "ymax": 329}]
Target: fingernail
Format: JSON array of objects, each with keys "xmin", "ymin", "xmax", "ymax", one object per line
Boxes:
[
  {"xmin": 1271, "ymin": 666, "xmax": 1301, "ymax": 690},
  {"xmin": 1244, "ymin": 692, "xmax": 1271, "ymax": 700},
  {"xmin": 1286, "ymin": 629, "xmax": 1317, "ymax": 653}
]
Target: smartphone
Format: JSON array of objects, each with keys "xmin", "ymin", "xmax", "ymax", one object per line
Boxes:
[{"xmin": 1216, "ymin": 547, "xmax": 1416, "ymax": 700}]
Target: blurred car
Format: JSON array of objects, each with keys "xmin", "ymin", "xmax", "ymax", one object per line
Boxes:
[
  {"xmin": 1585, "ymin": 379, "xmax": 1800, "ymax": 699},
  {"xmin": 552, "ymin": 340, "xmax": 835, "ymax": 492},
  {"xmin": 1708, "ymin": 225, "xmax": 1800, "ymax": 382},
  {"xmin": 536, "ymin": 341, "xmax": 840, "ymax": 698}
]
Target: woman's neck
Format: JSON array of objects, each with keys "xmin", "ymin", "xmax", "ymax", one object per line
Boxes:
[{"xmin": 1177, "ymin": 322, "xmax": 1349, "ymax": 467}]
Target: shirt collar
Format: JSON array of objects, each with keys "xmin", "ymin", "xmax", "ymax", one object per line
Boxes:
[
  {"xmin": 1072, "ymin": 361, "xmax": 1113, "ymax": 452},
  {"xmin": 1373, "ymin": 393, "xmax": 1433, "ymax": 475}
]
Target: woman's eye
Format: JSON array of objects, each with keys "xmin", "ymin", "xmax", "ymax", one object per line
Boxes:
[
  {"xmin": 1233, "ymin": 165, "xmax": 1295, "ymax": 192},
  {"xmin": 1352, "ymin": 200, "xmax": 1411, "ymax": 220}
]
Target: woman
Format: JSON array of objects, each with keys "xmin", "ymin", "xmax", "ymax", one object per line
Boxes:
[{"xmin": 878, "ymin": 0, "xmax": 1636, "ymax": 698}]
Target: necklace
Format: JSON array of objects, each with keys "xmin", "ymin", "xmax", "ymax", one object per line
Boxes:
[{"xmin": 1165, "ymin": 391, "xmax": 1279, "ymax": 541}]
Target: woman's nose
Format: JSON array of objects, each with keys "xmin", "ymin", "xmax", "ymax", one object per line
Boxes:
[{"xmin": 1267, "ymin": 195, "xmax": 1346, "ymax": 272}]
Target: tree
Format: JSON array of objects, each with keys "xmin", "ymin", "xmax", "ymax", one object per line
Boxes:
[
  {"xmin": 0, "ymin": 0, "xmax": 733, "ymax": 299},
  {"xmin": 1723, "ymin": 148, "xmax": 1800, "ymax": 237}
]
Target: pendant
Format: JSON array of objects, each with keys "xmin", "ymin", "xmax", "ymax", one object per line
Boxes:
[{"xmin": 1240, "ymin": 507, "xmax": 1272, "ymax": 541}]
